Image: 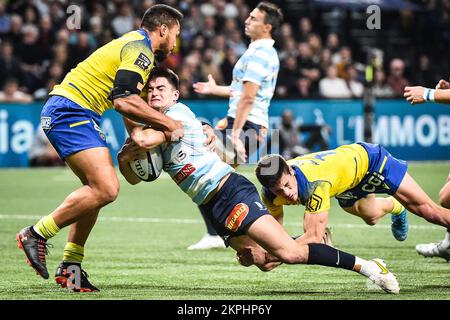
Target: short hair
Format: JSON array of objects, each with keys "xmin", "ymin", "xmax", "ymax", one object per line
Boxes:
[
  {"xmin": 141, "ymin": 4, "xmax": 183, "ymax": 31},
  {"xmin": 149, "ymin": 67, "xmax": 180, "ymax": 90},
  {"xmin": 255, "ymin": 154, "xmax": 290, "ymax": 188},
  {"xmin": 256, "ymin": 2, "xmax": 283, "ymax": 34}
]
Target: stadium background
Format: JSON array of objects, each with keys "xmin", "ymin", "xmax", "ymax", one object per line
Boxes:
[{"xmin": 0, "ymin": 0, "xmax": 449, "ymax": 301}]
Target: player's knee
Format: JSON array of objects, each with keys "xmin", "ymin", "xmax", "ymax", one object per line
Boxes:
[
  {"xmin": 363, "ymin": 217, "xmax": 378, "ymax": 226},
  {"xmin": 96, "ymin": 183, "xmax": 120, "ymax": 205},
  {"xmin": 439, "ymin": 191, "xmax": 450, "ymax": 209}
]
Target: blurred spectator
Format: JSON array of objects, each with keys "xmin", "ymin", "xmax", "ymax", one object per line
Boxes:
[
  {"xmin": 279, "ymin": 109, "xmax": 331, "ymax": 159},
  {"xmin": 0, "ymin": 1, "xmax": 11, "ymax": 35},
  {"xmin": 413, "ymin": 54, "xmax": 439, "ymax": 88},
  {"xmin": 334, "ymin": 46, "xmax": 353, "ymax": 79},
  {"xmin": 345, "ymin": 64, "xmax": 364, "ymax": 98},
  {"xmin": 0, "ymin": 41, "xmax": 24, "ymax": 89},
  {"xmin": 276, "ymin": 55, "xmax": 299, "ymax": 98},
  {"xmin": 200, "ymin": 48, "xmax": 224, "ymax": 85},
  {"xmin": 28, "ymin": 127, "xmax": 65, "ymax": 167},
  {"xmin": 319, "ymin": 65, "xmax": 351, "ymax": 98},
  {"xmin": 227, "ymin": 29, "xmax": 246, "ymax": 57},
  {"xmin": 387, "ymin": 58, "xmax": 410, "ymax": 98},
  {"xmin": 325, "ymin": 32, "xmax": 340, "ymax": 54},
  {"xmin": 5, "ymin": 15, "xmax": 24, "ymax": 52},
  {"xmin": 373, "ymin": 69, "xmax": 395, "ymax": 98},
  {"xmin": 296, "ymin": 77, "xmax": 319, "ymax": 99},
  {"xmin": 220, "ymin": 47, "xmax": 238, "ymax": 85},
  {"xmin": 18, "ymin": 24, "xmax": 44, "ymax": 92},
  {"xmin": 297, "ymin": 17, "xmax": 312, "ymax": 42},
  {"xmin": 307, "ymin": 33, "xmax": 322, "ymax": 64},
  {"xmin": 111, "ymin": 3, "xmax": 134, "ymax": 37},
  {"xmin": 0, "ymin": 78, "xmax": 33, "ymax": 103},
  {"xmin": 298, "ymin": 42, "xmax": 321, "ymax": 86}
]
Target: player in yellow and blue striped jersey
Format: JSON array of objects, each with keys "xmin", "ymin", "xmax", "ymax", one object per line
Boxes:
[{"xmin": 240, "ymin": 143, "xmax": 450, "ymax": 271}]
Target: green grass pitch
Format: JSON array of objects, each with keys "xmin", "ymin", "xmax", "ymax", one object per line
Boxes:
[{"xmin": 0, "ymin": 163, "xmax": 449, "ymax": 300}]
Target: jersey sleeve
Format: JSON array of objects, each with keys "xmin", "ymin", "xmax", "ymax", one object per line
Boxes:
[
  {"xmin": 118, "ymin": 41, "xmax": 154, "ymax": 87},
  {"xmin": 261, "ymin": 187, "xmax": 283, "ymax": 217},
  {"xmin": 304, "ymin": 182, "xmax": 331, "ymax": 214},
  {"xmin": 242, "ymin": 50, "xmax": 271, "ymax": 85}
]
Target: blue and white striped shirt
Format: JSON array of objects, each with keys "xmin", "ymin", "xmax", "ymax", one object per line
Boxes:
[
  {"xmin": 228, "ymin": 38, "xmax": 279, "ymax": 128},
  {"xmin": 161, "ymin": 102, "xmax": 234, "ymax": 205}
]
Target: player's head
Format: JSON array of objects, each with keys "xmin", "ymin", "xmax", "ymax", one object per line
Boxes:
[
  {"xmin": 255, "ymin": 154, "xmax": 298, "ymax": 202},
  {"xmin": 148, "ymin": 67, "xmax": 180, "ymax": 110},
  {"xmin": 245, "ymin": 2, "xmax": 283, "ymax": 41},
  {"xmin": 141, "ymin": 4, "xmax": 183, "ymax": 62}
]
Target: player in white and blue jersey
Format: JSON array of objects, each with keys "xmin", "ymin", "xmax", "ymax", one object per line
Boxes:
[
  {"xmin": 191, "ymin": 2, "xmax": 283, "ymax": 249},
  {"xmin": 117, "ymin": 68, "xmax": 401, "ymax": 294}
]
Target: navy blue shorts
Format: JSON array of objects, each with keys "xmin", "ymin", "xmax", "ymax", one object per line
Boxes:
[
  {"xmin": 199, "ymin": 173, "xmax": 269, "ymax": 241},
  {"xmin": 336, "ymin": 142, "xmax": 408, "ymax": 208},
  {"xmin": 41, "ymin": 95, "xmax": 107, "ymax": 159},
  {"xmin": 218, "ymin": 117, "xmax": 266, "ymax": 164}
]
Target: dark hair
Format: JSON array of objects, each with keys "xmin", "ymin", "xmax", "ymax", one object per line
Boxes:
[
  {"xmin": 141, "ymin": 4, "xmax": 183, "ymax": 31},
  {"xmin": 256, "ymin": 2, "xmax": 283, "ymax": 34},
  {"xmin": 255, "ymin": 154, "xmax": 290, "ymax": 188},
  {"xmin": 149, "ymin": 67, "xmax": 180, "ymax": 90}
]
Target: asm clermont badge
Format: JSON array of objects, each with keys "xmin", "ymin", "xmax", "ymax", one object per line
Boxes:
[{"xmin": 134, "ymin": 52, "xmax": 151, "ymax": 70}]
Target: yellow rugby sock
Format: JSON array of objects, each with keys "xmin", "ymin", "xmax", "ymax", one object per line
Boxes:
[
  {"xmin": 34, "ymin": 215, "xmax": 60, "ymax": 239},
  {"xmin": 389, "ymin": 197, "xmax": 405, "ymax": 215},
  {"xmin": 63, "ymin": 242, "xmax": 84, "ymax": 263}
]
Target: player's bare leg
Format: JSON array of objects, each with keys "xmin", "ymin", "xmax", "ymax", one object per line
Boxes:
[
  {"xmin": 395, "ymin": 172, "xmax": 450, "ymax": 228},
  {"xmin": 16, "ymin": 147, "xmax": 118, "ymax": 289},
  {"xmin": 343, "ymin": 194, "xmax": 408, "ymax": 241},
  {"xmin": 231, "ymin": 215, "xmax": 400, "ymax": 293},
  {"xmin": 416, "ymin": 176, "xmax": 450, "ymax": 261}
]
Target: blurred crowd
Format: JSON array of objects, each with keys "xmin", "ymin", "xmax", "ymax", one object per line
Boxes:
[{"xmin": 0, "ymin": 0, "xmax": 449, "ymax": 103}]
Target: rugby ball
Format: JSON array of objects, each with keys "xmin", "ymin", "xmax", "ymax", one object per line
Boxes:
[{"xmin": 129, "ymin": 147, "xmax": 163, "ymax": 182}]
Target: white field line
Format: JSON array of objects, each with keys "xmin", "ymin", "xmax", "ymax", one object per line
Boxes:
[{"xmin": 0, "ymin": 214, "xmax": 442, "ymax": 230}]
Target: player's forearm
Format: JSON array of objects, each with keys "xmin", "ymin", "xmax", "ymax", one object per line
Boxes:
[
  {"xmin": 211, "ymin": 85, "xmax": 232, "ymax": 97},
  {"xmin": 434, "ymin": 89, "xmax": 450, "ymax": 104},
  {"xmin": 131, "ymin": 127, "xmax": 166, "ymax": 150},
  {"xmin": 232, "ymin": 97, "xmax": 254, "ymax": 133},
  {"xmin": 114, "ymin": 95, "xmax": 178, "ymax": 132}
]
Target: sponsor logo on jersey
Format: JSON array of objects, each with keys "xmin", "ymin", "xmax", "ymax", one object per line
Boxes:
[
  {"xmin": 41, "ymin": 117, "xmax": 51, "ymax": 130},
  {"xmin": 134, "ymin": 53, "xmax": 151, "ymax": 70},
  {"xmin": 173, "ymin": 163, "xmax": 196, "ymax": 185},
  {"xmin": 225, "ymin": 203, "xmax": 249, "ymax": 232}
]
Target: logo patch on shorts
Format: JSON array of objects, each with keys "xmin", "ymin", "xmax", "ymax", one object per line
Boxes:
[
  {"xmin": 225, "ymin": 203, "xmax": 249, "ymax": 232},
  {"xmin": 93, "ymin": 120, "xmax": 106, "ymax": 141},
  {"xmin": 41, "ymin": 117, "xmax": 51, "ymax": 130},
  {"xmin": 134, "ymin": 53, "xmax": 151, "ymax": 70}
]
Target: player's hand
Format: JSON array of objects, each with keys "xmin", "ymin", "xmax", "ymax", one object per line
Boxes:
[
  {"xmin": 164, "ymin": 120, "xmax": 184, "ymax": 142},
  {"xmin": 193, "ymin": 74, "xmax": 217, "ymax": 95},
  {"xmin": 404, "ymin": 86, "xmax": 426, "ymax": 104},
  {"xmin": 236, "ymin": 247, "xmax": 267, "ymax": 266},
  {"xmin": 202, "ymin": 124, "xmax": 216, "ymax": 152},
  {"xmin": 436, "ymin": 79, "xmax": 450, "ymax": 90},
  {"xmin": 118, "ymin": 138, "xmax": 146, "ymax": 162}
]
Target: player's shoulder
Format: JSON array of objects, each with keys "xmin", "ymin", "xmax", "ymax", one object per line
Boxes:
[{"xmin": 165, "ymin": 103, "xmax": 196, "ymax": 121}]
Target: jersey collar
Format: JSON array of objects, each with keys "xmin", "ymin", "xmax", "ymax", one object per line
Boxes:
[
  {"xmin": 137, "ymin": 28, "xmax": 153, "ymax": 52},
  {"xmin": 291, "ymin": 165, "xmax": 309, "ymax": 205},
  {"xmin": 249, "ymin": 38, "xmax": 275, "ymax": 49}
]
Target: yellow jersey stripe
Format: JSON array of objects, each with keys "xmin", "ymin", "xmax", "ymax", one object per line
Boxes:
[
  {"xmin": 379, "ymin": 156, "xmax": 388, "ymax": 173},
  {"xmin": 69, "ymin": 120, "xmax": 91, "ymax": 128}
]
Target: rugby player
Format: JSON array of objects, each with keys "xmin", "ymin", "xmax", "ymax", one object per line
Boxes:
[
  {"xmin": 404, "ymin": 79, "xmax": 450, "ymax": 260},
  {"xmin": 117, "ymin": 68, "xmax": 401, "ymax": 294},
  {"xmin": 236, "ymin": 147, "xmax": 450, "ymax": 270},
  {"xmin": 16, "ymin": 4, "xmax": 185, "ymax": 292},
  {"xmin": 190, "ymin": 2, "xmax": 283, "ymax": 250}
]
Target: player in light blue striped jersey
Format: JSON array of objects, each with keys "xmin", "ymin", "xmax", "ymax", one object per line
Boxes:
[
  {"xmin": 191, "ymin": 2, "xmax": 283, "ymax": 249},
  {"xmin": 117, "ymin": 68, "xmax": 401, "ymax": 294}
]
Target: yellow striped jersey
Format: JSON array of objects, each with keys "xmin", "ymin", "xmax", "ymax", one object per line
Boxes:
[{"xmin": 50, "ymin": 29, "xmax": 154, "ymax": 115}]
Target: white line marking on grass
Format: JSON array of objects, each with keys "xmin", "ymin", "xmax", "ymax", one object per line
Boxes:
[{"xmin": 0, "ymin": 214, "xmax": 442, "ymax": 230}]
